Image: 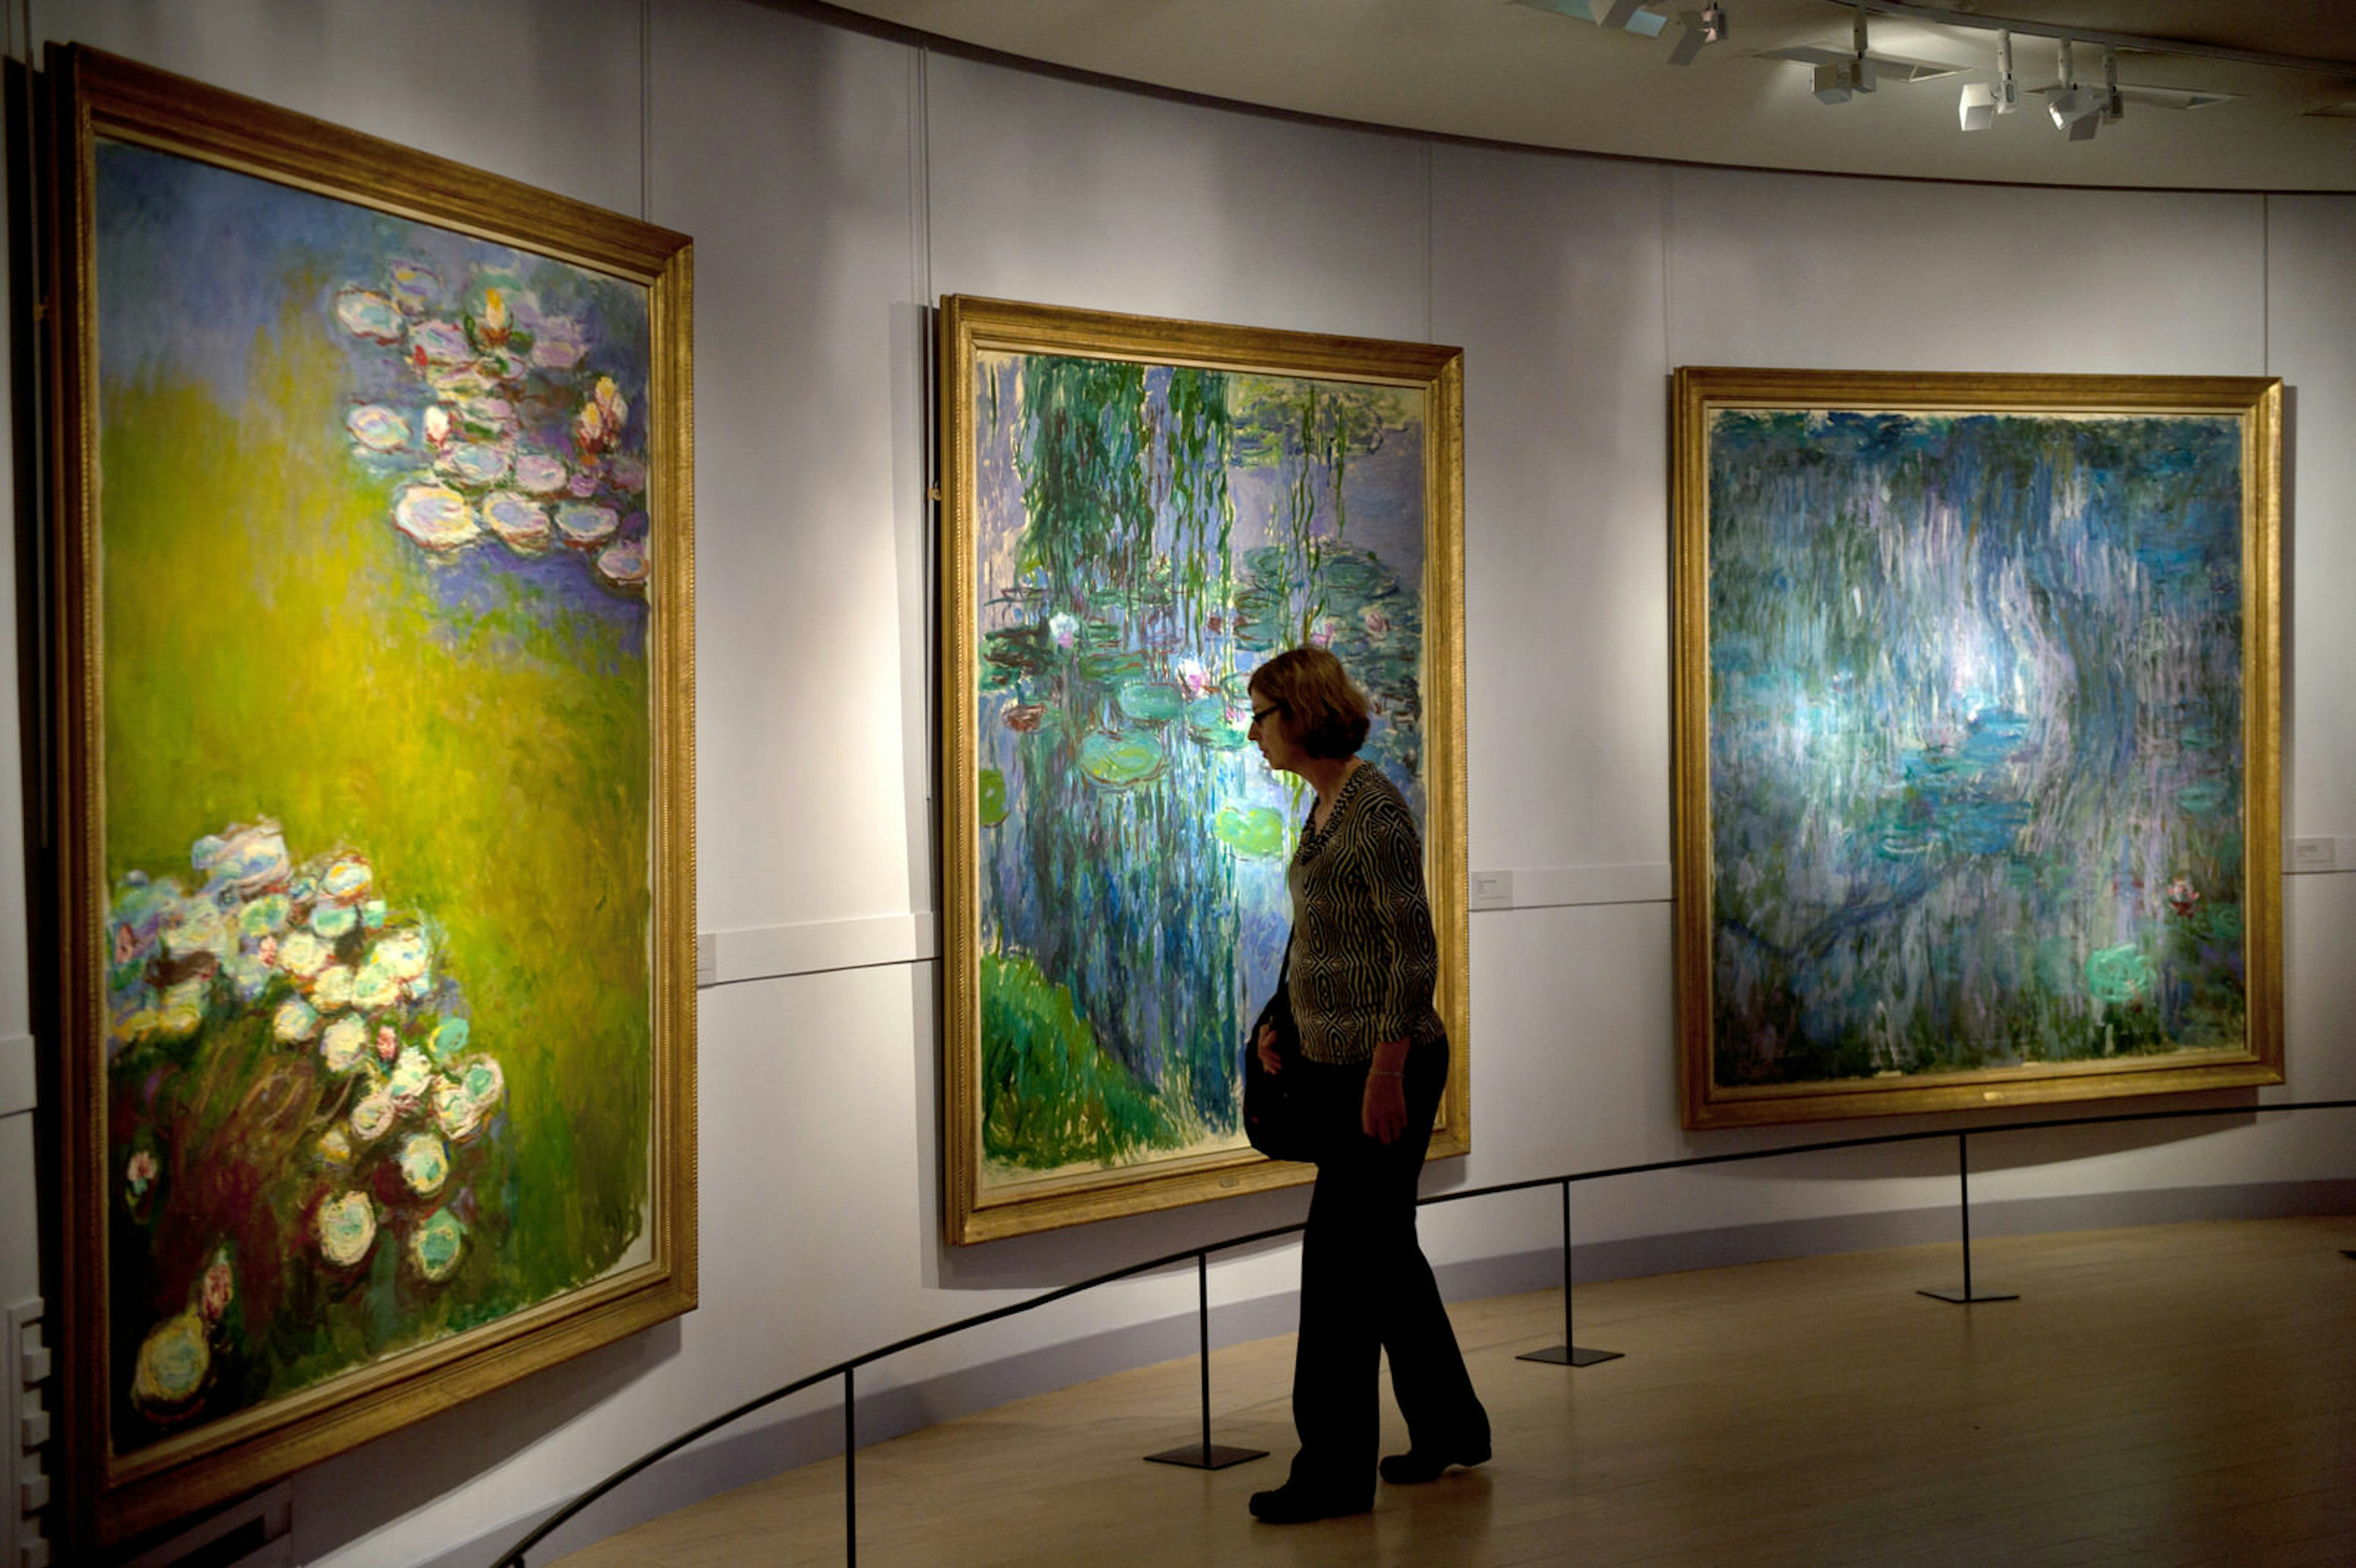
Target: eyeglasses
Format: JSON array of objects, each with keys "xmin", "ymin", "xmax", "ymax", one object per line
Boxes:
[{"xmin": 1249, "ymin": 703, "xmax": 1284, "ymax": 728}]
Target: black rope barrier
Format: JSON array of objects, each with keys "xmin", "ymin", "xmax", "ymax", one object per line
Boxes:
[{"xmin": 493, "ymin": 1094, "xmax": 2355, "ymax": 1567}]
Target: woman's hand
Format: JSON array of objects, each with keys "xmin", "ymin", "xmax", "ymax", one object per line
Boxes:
[
  {"xmin": 1255, "ymin": 1021, "xmax": 1283, "ymax": 1075},
  {"xmin": 1362, "ymin": 1069, "xmax": 1407, "ymax": 1144}
]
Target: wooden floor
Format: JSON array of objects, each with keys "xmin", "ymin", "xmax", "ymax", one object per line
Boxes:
[{"xmin": 554, "ymin": 1217, "xmax": 2356, "ymax": 1567}]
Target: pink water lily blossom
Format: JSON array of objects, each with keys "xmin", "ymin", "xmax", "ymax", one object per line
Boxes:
[
  {"xmin": 475, "ymin": 286, "xmax": 512, "ymax": 345},
  {"xmin": 573, "ymin": 376, "xmax": 628, "ymax": 457},
  {"xmin": 200, "ymin": 1253, "xmax": 234, "ymax": 1323}
]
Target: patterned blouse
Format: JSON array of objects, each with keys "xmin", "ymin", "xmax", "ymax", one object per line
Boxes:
[{"xmin": 1285, "ymin": 762, "xmax": 1445, "ymax": 1065}]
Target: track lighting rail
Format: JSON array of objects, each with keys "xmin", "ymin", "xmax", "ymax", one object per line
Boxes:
[{"xmin": 1853, "ymin": 0, "xmax": 2356, "ymax": 78}]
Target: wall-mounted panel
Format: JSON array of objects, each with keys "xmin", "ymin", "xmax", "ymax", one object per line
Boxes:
[
  {"xmin": 653, "ymin": 0, "xmax": 931, "ymax": 934},
  {"xmin": 925, "ymin": 52, "xmax": 1432, "ymax": 343},
  {"xmin": 1665, "ymin": 167, "xmax": 2266, "ymax": 377},
  {"xmin": 36, "ymin": 0, "xmax": 645, "ymax": 217},
  {"xmin": 1433, "ymin": 146, "xmax": 1674, "ymax": 877}
]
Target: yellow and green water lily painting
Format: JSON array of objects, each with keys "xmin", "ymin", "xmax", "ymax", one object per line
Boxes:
[{"xmin": 93, "ymin": 138, "xmax": 657, "ymax": 1452}]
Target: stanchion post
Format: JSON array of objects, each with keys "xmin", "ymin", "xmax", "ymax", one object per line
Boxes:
[
  {"xmin": 1144, "ymin": 1251, "xmax": 1267, "ymax": 1469},
  {"xmin": 1919, "ymin": 1131, "xmax": 2018, "ymax": 1304},
  {"xmin": 1520, "ymin": 1179, "xmax": 1623, "ymax": 1366},
  {"xmin": 842, "ymin": 1365, "xmax": 857, "ymax": 1567}
]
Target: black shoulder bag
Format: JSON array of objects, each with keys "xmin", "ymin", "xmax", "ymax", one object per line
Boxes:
[{"xmin": 1242, "ymin": 934, "xmax": 1321, "ymax": 1163}]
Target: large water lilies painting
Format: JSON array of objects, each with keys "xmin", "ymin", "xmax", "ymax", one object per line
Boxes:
[
  {"xmin": 1672, "ymin": 369, "xmax": 2282, "ymax": 1128},
  {"xmin": 940, "ymin": 299, "xmax": 1469, "ymax": 1242},
  {"xmin": 49, "ymin": 49, "xmax": 694, "ymax": 1548}
]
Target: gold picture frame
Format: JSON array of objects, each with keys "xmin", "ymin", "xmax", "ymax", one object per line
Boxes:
[
  {"xmin": 45, "ymin": 47, "xmax": 696, "ymax": 1547},
  {"xmin": 1673, "ymin": 367, "xmax": 2282, "ymax": 1129},
  {"xmin": 939, "ymin": 296, "xmax": 1469, "ymax": 1243}
]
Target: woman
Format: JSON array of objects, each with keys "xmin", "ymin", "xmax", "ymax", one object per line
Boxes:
[{"xmin": 1243, "ymin": 646, "xmax": 1490, "ymax": 1524}]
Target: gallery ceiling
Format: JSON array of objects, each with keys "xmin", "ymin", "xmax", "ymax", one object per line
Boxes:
[{"xmin": 805, "ymin": 0, "xmax": 2356, "ymax": 191}]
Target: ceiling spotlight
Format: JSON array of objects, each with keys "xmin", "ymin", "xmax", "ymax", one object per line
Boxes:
[
  {"xmin": 2049, "ymin": 37, "xmax": 2100, "ymax": 139},
  {"xmin": 1800, "ymin": 5, "xmax": 1879, "ymax": 106},
  {"xmin": 1668, "ymin": 2, "xmax": 1727, "ymax": 66},
  {"xmin": 2103, "ymin": 46, "xmax": 2124, "ymax": 123},
  {"xmin": 2050, "ymin": 86, "xmax": 2100, "ymax": 139},
  {"xmin": 2050, "ymin": 85, "xmax": 2101, "ymax": 139},
  {"xmin": 1961, "ymin": 29, "xmax": 2019, "ymax": 132}
]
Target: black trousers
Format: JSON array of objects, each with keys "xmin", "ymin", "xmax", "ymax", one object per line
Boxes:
[{"xmin": 1284, "ymin": 1034, "xmax": 1488, "ymax": 1501}]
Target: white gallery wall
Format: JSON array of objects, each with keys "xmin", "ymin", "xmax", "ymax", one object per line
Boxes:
[{"xmin": 3, "ymin": 1, "xmax": 2350, "ymax": 1563}]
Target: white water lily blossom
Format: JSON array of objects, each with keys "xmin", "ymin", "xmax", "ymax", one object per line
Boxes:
[
  {"xmin": 335, "ymin": 259, "xmax": 652, "ymax": 592},
  {"xmin": 108, "ymin": 814, "xmax": 517, "ymax": 1402}
]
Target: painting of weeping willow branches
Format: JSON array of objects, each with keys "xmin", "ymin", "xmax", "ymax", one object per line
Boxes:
[
  {"xmin": 1672, "ymin": 369, "xmax": 2282, "ymax": 1129},
  {"xmin": 48, "ymin": 47, "xmax": 695, "ymax": 1549},
  {"xmin": 941, "ymin": 298, "xmax": 1467, "ymax": 1242}
]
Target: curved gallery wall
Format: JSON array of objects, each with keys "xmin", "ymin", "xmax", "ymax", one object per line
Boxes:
[{"xmin": 1, "ymin": 1, "xmax": 2351, "ymax": 1564}]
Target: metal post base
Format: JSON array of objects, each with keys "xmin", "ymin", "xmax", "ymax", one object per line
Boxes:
[
  {"xmin": 1917, "ymin": 1285, "xmax": 2019, "ymax": 1304},
  {"xmin": 1145, "ymin": 1442, "xmax": 1267, "ymax": 1469},
  {"xmin": 1518, "ymin": 1344, "xmax": 1624, "ymax": 1366}
]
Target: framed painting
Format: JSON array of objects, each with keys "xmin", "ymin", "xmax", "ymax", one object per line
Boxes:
[
  {"xmin": 938, "ymin": 297, "xmax": 1468, "ymax": 1243},
  {"xmin": 1673, "ymin": 367, "xmax": 2282, "ymax": 1129},
  {"xmin": 45, "ymin": 47, "xmax": 695, "ymax": 1547}
]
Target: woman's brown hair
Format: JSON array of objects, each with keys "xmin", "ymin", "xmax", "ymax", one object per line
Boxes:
[{"xmin": 1247, "ymin": 646, "xmax": 1371, "ymax": 760}]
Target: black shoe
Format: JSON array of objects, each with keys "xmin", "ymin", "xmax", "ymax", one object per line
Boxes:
[
  {"xmin": 1249, "ymin": 1483, "xmax": 1372, "ymax": 1523},
  {"xmin": 1379, "ymin": 1439, "xmax": 1491, "ymax": 1485}
]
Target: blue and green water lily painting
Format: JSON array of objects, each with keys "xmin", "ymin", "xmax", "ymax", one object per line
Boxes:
[
  {"xmin": 967, "ymin": 345, "xmax": 1431, "ymax": 1201},
  {"xmin": 95, "ymin": 140, "xmax": 655, "ymax": 1451},
  {"xmin": 1700, "ymin": 398, "xmax": 2263, "ymax": 1107}
]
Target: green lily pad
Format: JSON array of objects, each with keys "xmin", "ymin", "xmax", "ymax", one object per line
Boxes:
[
  {"xmin": 409, "ymin": 1207, "xmax": 466, "ymax": 1282},
  {"xmin": 982, "ymin": 623, "xmax": 1056, "ymax": 688},
  {"xmin": 2085, "ymin": 944, "xmax": 2152, "ymax": 1005},
  {"xmin": 979, "ymin": 768, "xmax": 1009, "ymax": 826},
  {"xmin": 130, "ymin": 1310, "xmax": 210, "ymax": 1415},
  {"xmin": 1185, "ymin": 697, "xmax": 1249, "ymax": 750},
  {"xmin": 1077, "ymin": 731, "xmax": 1165, "ymax": 790},
  {"xmin": 2177, "ymin": 779, "xmax": 2231, "ymax": 816},
  {"xmin": 1077, "ymin": 644, "xmax": 1146, "ymax": 683},
  {"xmin": 428, "ymin": 1016, "xmax": 471, "ymax": 1064},
  {"xmin": 1117, "ymin": 682, "xmax": 1184, "ymax": 726},
  {"xmin": 1213, "ymin": 805, "xmax": 1287, "ymax": 859}
]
